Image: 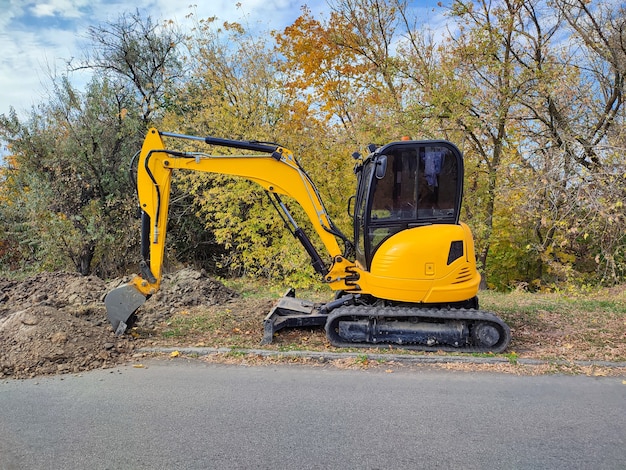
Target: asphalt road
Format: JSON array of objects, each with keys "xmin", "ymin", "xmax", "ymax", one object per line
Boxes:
[{"xmin": 1, "ymin": 359, "xmax": 624, "ymax": 470}]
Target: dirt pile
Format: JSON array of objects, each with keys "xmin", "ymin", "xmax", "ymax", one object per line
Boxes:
[{"xmin": 0, "ymin": 268, "xmax": 237, "ymax": 379}]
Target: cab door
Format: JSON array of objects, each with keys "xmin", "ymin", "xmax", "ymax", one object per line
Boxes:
[
  {"xmin": 354, "ymin": 155, "xmax": 375, "ymax": 270},
  {"xmin": 359, "ymin": 141, "xmax": 463, "ymax": 270}
]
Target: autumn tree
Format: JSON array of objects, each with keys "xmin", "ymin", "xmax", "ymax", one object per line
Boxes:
[
  {"xmin": 274, "ymin": 7, "xmax": 365, "ymax": 138},
  {"xmin": 500, "ymin": 0, "xmax": 626, "ymax": 285},
  {"xmin": 0, "ymin": 150, "xmax": 24, "ymax": 270},
  {"xmin": 162, "ymin": 17, "xmax": 326, "ymax": 283},
  {"xmin": 327, "ymin": 0, "xmax": 408, "ymax": 131},
  {"xmin": 276, "ymin": 1, "xmax": 416, "ymax": 144},
  {"xmin": 72, "ymin": 10, "xmax": 184, "ymax": 124},
  {"xmin": 388, "ymin": 0, "xmax": 626, "ymax": 288},
  {"xmin": 0, "ymin": 76, "xmax": 143, "ymax": 275},
  {"xmin": 0, "ymin": 10, "xmax": 189, "ymax": 277}
]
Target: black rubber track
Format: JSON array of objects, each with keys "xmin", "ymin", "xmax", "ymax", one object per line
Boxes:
[{"xmin": 325, "ymin": 305, "xmax": 511, "ymax": 353}]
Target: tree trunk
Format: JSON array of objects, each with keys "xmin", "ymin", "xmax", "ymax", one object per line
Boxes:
[{"xmin": 78, "ymin": 242, "xmax": 95, "ymax": 276}]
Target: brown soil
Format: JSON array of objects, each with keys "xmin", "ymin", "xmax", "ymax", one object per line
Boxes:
[
  {"xmin": 2, "ymin": 269, "xmax": 625, "ymax": 379},
  {"xmin": 0, "ymin": 268, "xmax": 237, "ymax": 379}
]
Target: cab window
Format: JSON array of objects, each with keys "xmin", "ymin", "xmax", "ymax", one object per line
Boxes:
[{"xmin": 365, "ymin": 144, "xmax": 460, "ymax": 264}]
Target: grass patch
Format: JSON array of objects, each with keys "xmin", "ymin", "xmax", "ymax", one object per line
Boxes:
[
  {"xmin": 479, "ymin": 288, "xmax": 626, "ymax": 362},
  {"xmin": 153, "ymin": 279, "xmax": 626, "ymax": 365},
  {"xmin": 219, "ymin": 278, "xmax": 331, "ymax": 302},
  {"xmin": 162, "ymin": 309, "xmax": 231, "ymax": 338},
  {"xmin": 504, "ymin": 352, "xmax": 519, "ymax": 365}
]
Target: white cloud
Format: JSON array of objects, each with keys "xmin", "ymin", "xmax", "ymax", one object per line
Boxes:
[
  {"xmin": 30, "ymin": 0, "xmax": 89, "ymax": 18},
  {"xmin": 31, "ymin": 4, "xmax": 56, "ymax": 17}
]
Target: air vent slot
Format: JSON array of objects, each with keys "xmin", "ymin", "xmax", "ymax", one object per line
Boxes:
[{"xmin": 452, "ymin": 267, "xmax": 473, "ymax": 284}]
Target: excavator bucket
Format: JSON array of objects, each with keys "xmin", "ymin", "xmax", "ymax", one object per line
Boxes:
[{"xmin": 104, "ymin": 284, "xmax": 147, "ymax": 335}]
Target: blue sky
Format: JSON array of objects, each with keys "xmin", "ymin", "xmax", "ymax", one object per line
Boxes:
[
  {"xmin": 0, "ymin": 0, "xmax": 333, "ymax": 119},
  {"xmin": 0, "ymin": 0, "xmax": 445, "ymax": 121}
]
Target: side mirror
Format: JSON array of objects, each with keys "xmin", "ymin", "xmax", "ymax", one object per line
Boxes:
[{"xmin": 375, "ymin": 155, "xmax": 387, "ymax": 180}]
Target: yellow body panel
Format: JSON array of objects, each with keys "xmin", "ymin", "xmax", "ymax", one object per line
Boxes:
[{"xmin": 353, "ymin": 223, "xmax": 480, "ymax": 303}]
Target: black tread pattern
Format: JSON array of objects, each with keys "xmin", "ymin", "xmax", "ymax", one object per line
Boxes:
[{"xmin": 325, "ymin": 305, "xmax": 511, "ymax": 353}]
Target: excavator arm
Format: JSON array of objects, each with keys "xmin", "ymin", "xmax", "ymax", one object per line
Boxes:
[{"xmin": 105, "ymin": 128, "xmax": 357, "ymax": 334}]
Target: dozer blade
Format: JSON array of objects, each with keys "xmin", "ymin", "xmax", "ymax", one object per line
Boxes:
[
  {"xmin": 104, "ymin": 284, "xmax": 147, "ymax": 335},
  {"xmin": 261, "ymin": 289, "xmax": 328, "ymax": 344}
]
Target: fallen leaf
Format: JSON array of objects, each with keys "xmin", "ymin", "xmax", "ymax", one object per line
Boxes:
[{"xmin": 170, "ymin": 350, "xmax": 180, "ymax": 358}]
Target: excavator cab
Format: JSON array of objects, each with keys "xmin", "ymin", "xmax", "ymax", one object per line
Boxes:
[{"xmin": 355, "ymin": 142, "xmax": 462, "ymax": 270}]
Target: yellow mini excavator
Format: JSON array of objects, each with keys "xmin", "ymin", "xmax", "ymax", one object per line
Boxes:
[{"xmin": 105, "ymin": 128, "xmax": 511, "ymax": 353}]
